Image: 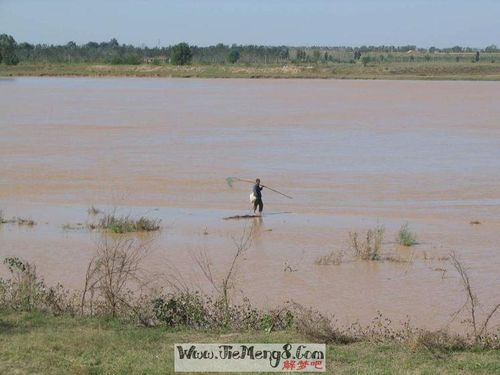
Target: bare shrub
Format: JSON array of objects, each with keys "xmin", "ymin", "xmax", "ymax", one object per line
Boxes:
[
  {"xmin": 81, "ymin": 236, "xmax": 151, "ymax": 318},
  {"xmin": 292, "ymin": 303, "xmax": 360, "ymax": 344},
  {"xmin": 192, "ymin": 225, "xmax": 253, "ymax": 325},
  {"xmin": 259, "ymin": 305, "xmax": 295, "ymax": 333},
  {"xmin": 62, "ymin": 223, "xmax": 85, "ymax": 231},
  {"xmin": 412, "ymin": 330, "xmax": 468, "ymax": 353},
  {"xmin": 382, "ymin": 249, "xmax": 415, "ymax": 264},
  {"xmin": 349, "ymin": 226, "xmax": 384, "ymax": 260},
  {"xmin": 0, "ymin": 210, "xmax": 14, "ymax": 224},
  {"xmin": 16, "ymin": 217, "xmax": 36, "ymax": 226},
  {"xmin": 0, "ymin": 212, "xmax": 35, "ymax": 225},
  {"xmin": 157, "ymin": 225, "xmax": 294, "ymax": 331},
  {"xmin": 450, "ymin": 252, "xmax": 500, "ymax": 344},
  {"xmin": 283, "ymin": 262, "xmax": 297, "ymax": 272},
  {"xmin": 88, "ymin": 206, "xmax": 101, "ymax": 215},
  {"xmin": 292, "ymin": 304, "xmax": 474, "ymax": 353},
  {"xmin": 314, "ymin": 249, "xmax": 345, "ymax": 265},
  {"xmin": 183, "ymin": 225, "xmax": 294, "ymax": 331}
]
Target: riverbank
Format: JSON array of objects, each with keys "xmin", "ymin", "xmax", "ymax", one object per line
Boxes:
[
  {"xmin": 0, "ymin": 311, "xmax": 498, "ymax": 374},
  {"xmin": 1, "ymin": 62, "xmax": 500, "ymax": 80}
]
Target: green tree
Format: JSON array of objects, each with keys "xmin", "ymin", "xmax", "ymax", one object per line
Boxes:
[
  {"xmin": 312, "ymin": 50, "xmax": 321, "ymax": 62},
  {"xmin": 295, "ymin": 49, "xmax": 306, "ymax": 61},
  {"xmin": 279, "ymin": 48, "xmax": 289, "ymax": 61},
  {"xmin": 170, "ymin": 42, "xmax": 192, "ymax": 65},
  {"xmin": 108, "ymin": 38, "xmax": 119, "ymax": 48},
  {"xmin": 228, "ymin": 49, "xmax": 240, "ymax": 64},
  {"xmin": 0, "ymin": 34, "xmax": 19, "ymax": 65},
  {"xmin": 361, "ymin": 55, "xmax": 370, "ymax": 67},
  {"xmin": 485, "ymin": 44, "xmax": 498, "ymax": 52},
  {"xmin": 3, "ymin": 52, "xmax": 19, "ymax": 65}
]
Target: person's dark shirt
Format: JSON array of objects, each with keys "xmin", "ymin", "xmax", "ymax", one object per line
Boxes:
[{"xmin": 253, "ymin": 184, "xmax": 263, "ymax": 199}]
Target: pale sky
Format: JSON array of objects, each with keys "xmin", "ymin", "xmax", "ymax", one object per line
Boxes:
[{"xmin": 0, "ymin": 0, "xmax": 498, "ymax": 47}]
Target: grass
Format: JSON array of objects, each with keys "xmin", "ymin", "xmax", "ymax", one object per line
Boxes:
[
  {"xmin": 315, "ymin": 249, "xmax": 345, "ymax": 265},
  {"xmin": 15, "ymin": 218, "xmax": 36, "ymax": 226},
  {"xmin": 0, "ymin": 311, "xmax": 499, "ymax": 374},
  {"xmin": 397, "ymin": 223, "xmax": 418, "ymax": 247},
  {"xmin": 1, "ymin": 61, "xmax": 500, "ymax": 80},
  {"xmin": 89, "ymin": 214, "xmax": 161, "ymax": 233},
  {"xmin": 349, "ymin": 226, "xmax": 385, "ymax": 261},
  {"xmin": 87, "ymin": 206, "xmax": 101, "ymax": 215},
  {"xmin": 0, "ymin": 213, "xmax": 36, "ymax": 226},
  {"xmin": 61, "ymin": 223, "xmax": 85, "ymax": 231}
]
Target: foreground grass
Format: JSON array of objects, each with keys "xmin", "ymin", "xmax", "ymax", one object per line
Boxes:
[
  {"xmin": 0, "ymin": 311, "xmax": 498, "ymax": 374},
  {"xmin": 1, "ymin": 61, "xmax": 500, "ymax": 80}
]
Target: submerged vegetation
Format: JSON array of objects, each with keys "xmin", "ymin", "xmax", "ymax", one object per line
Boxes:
[
  {"xmin": 397, "ymin": 223, "xmax": 418, "ymax": 246},
  {"xmin": 349, "ymin": 225, "xmax": 385, "ymax": 261},
  {"xmin": 314, "ymin": 249, "xmax": 345, "ymax": 265},
  {"xmin": 0, "ymin": 223, "xmax": 499, "ymax": 373},
  {"xmin": 88, "ymin": 213, "xmax": 160, "ymax": 233},
  {"xmin": 0, "ymin": 205, "xmax": 497, "ymax": 372},
  {"xmin": 0, "ymin": 211, "xmax": 36, "ymax": 226},
  {"xmin": 316, "ymin": 225, "xmax": 418, "ymax": 266},
  {"xmin": 87, "ymin": 205, "xmax": 101, "ymax": 215},
  {"xmin": 1, "ymin": 230, "xmax": 498, "ymax": 348}
]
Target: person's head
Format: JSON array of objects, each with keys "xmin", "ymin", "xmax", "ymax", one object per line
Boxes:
[{"xmin": 256, "ymin": 178, "xmax": 260, "ymax": 185}]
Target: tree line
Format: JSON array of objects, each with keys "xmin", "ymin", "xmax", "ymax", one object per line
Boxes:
[{"xmin": 1, "ymin": 34, "xmax": 498, "ymax": 66}]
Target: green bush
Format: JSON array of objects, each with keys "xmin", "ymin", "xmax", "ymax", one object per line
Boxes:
[
  {"xmin": 152, "ymin": 293, "xmax": 293, "ymax": 331},
  {"xmin": 109, "ymin": 53, "xmax": 142, "ymax": 65},
  {"xmin": 2, "ymin": 52, "xmax": 19, "ymax": 65},
  {"xmin": 228, "ymin": 49, "xmax": 240, "ymax": 64},
  {"xmin": 397, "ymin": 223, "xmax": 417, "ymax": 246},
  {"xmin": 91, "ymin": 214, "xmax": 160, "ymax": 233},
  {"xmin": 0, "ymin": 257, "xmax": 72, "ymax": 314},
  {"xmin": 170, "ymin": 42, "xmax": 192, "ymax": 65},
  {"xmin": 361, "ymin": 55, "xmax": 371, "ymax": 67},
  {"xmin": 153, "ymin": 292, "xmax": 209, "ymax": 328},
  {"xmin": 0, "ymin": 34, "xmax": 17, "ymax": 65}
]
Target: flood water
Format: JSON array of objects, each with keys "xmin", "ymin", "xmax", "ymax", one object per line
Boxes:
[{"xmin": 1, "ymin": 77, "xmax": 500, "ymax": 330}]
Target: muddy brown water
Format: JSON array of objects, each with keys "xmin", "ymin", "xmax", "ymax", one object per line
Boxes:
[{"xmin": 1, "ymin": 77, "xmax": 500, "ymax": 331}]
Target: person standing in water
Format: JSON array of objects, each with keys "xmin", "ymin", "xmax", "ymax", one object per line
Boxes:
[{"xmin": 253, "ymin": 178, "xmax": 264, "ymax": 215}]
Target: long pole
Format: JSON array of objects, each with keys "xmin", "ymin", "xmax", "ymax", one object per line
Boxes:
[{"xmin": 229, "ymin": 177, "xmax": 293, "ymax": 199}]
